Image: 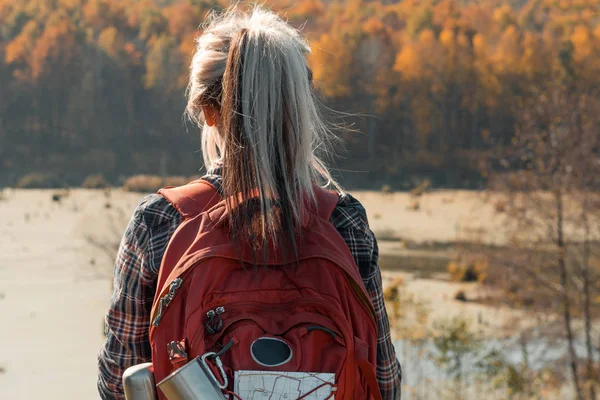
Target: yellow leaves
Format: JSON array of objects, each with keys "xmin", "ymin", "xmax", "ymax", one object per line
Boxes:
[
  {"xmin": 164, "ymin": 3, "xmax": 196, "ymax": 40},
  {"xmin": 439, "ymin": 28, "xmax": 454, "ymax": 48},
  {"xmin": 61, "ymin": 0, "xmax": 85, "ymax": 11},
  {"xmin": 406, "ymin": 4, "xmax": 433, "ymax": 37},
  {"xmin": 144, "ymin": 34, "xmax": 181, "ymax": 93},
  {"xmin": 98, "ymin": 26, "xmax": 123, "ymax": 58},
  {"xmin": 393, "ymin": 44, "xmax": 420, "ymax": 80},
  {"xmin": 288, "ymin": 0, "xmax": 325, "ymax": 19},
  {"xmin": 581, "ymin": 8, "xmax": 595, "ymax": 23},
  {"xmin": 493, "ymin": 4, "xmax": 515, "ymax": 29},
  {"xmin": 5, "ymin": 20, "xmax": 38, "ymax": 65},
  {"xmin": 82, "ymin": 0, "xmax": 108, "ymax": 27},
  {"xmin": 502, "ymin": 24, "xmax": 519, "ymax": 42},
  {"xmin": 418, "ymin": 28, "xmax": 436, "ymax": 47},
  {"xmin": 472, "ymin": 33, "xmax": 486, "ymax": 55},
  {"xmin": 594, "ymin": 24, "xmax": 600, "ymax": 42},
  {"xmin": 31, "ymin": 20, "xmax": 78, "ymax": 79},
  {"xmin": 178, "ymin": 36, "xmax": 195, "ymax": 59},
  {"xmin": 124, "ymin": 42, "xmax": 141, "ymax": 65},
  {"xmin": 3, "ymin": 17, "xmax": 78, "ymax": 82},
  {"xmin": 309, "ymin": 32, "xmax": 353, "ymax": 98},
  {"xmin": 570, "ymin": 24, "xmax": 593, "ymax": 62},
  {"xmin": 492, "ymin": 25, "xmax": 521, "ymax": 74},
  {"xmin": 457, "ymin": 32, "xmax": 468, "ymax": 48},
  {"xmin": 559, "ymin": 0, "xmax": 571, "ymax": 10},
  {"xmin": 363, "ymin": 17, "xmax": 384, "ymax": 36}
]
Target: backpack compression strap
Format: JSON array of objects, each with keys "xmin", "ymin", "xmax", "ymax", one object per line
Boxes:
[{"xmin": 158, "ymin": 179, "xmax": 222, "ymax": 219}]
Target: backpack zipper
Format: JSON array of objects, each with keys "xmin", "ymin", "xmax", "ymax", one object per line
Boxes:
[
  {"xmin": 150, "ymin": 255, "xmax": 376, "ymax": 333},
  {"xmin": 191, "ymin": 298, "xmax": 346, "ymax": 348},
  {"xmin": 152, "ymin": 278, "xmax": 183, "ymax": 327},
  {"xmin": 345, "ymin": 276, "xmax": 377, "ymax": 328}
]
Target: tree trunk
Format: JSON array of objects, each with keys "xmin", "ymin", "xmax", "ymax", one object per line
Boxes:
[
  {"xmin": 582, "ymin": 213, "xmax": 596, "ymax": 400},
  {"xmin": 557, "ymin": 191, "xmax": 584, "ymax": 400}
]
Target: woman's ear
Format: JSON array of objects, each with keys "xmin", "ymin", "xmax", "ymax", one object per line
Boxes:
[{"xmin": 201, "ymin": 103, "xmax": 220, "ymax": 127}]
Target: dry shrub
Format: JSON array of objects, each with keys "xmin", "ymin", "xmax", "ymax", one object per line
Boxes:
[
  {"xmin": 383, "ymin": 277, "xmax": 405, "ymax": 302},
  {"xmin": 122, "ymin": 175, "xmax": 164, "ymax": 192},
  {"xmin": 122, "ymin": 175, "xmax": 193, "ymax": 193},
  {"xmin": 494, "ymin": 199, "xmax": 507, "ymax": 213},
  {"xmin": 409, "ymin": 179, "xmax": 430, "ymax": 197},
  {"xmin": 407, "ymin": 199, "xmax": 420, "ymax": 211},
  {"xmin": 381, "ymin": 184, "xmax": 393, "ymax": 195},
  {"xmin": 82, "ymin": 174, "xmax": 110, "ymax": 189},
  {"xmin": 16, "ymin": 173, "xmax": 64, "ymax": 189},
  {"xmin": 163, "ymin": 176, "xmax": 190, "ymax": 187},
  {"xmin": 448, "ymin": 257, "xmax": 488, "ymax": 283},
  {"xmin": 454, "ymin": 290, "xmax": 467, "ymax": 302}
]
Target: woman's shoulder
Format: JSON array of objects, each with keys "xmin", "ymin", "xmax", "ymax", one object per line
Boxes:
[
  {"xmin": 130, "ymin": 192, "xmax": 181, "ymax": 232},
  {"xmin": 131, "ymin": 183, "xmax": 371, "ymax": 235},
  {"xmin": 331, "ymin": 191, "xmax": 378, "ymax": 282},
  {"xmin": 130, "ymin": 173, "xmax": 220, "ymax": 231},
  {"xmin": 330, "ymin": 191, "xmax": 371, "ymax": 233}
]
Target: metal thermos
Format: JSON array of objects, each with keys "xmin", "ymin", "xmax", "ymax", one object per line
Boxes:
[
  {"xmin": 123, "ymin": 363, "xmax": 158, "ymax": 400},
  {"xmin": 157, "ymin": 356, "xmax": 227, "ymax": 400}
]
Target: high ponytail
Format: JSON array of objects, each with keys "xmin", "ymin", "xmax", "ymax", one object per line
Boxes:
[{"xmin": 187, "ymin": 6, "xmax": 341, "ymax": 257}]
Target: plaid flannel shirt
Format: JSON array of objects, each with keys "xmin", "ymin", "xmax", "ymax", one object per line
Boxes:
[{"xmin": 97, "ymin": 172, "xmax": 402, "ymax": 399}]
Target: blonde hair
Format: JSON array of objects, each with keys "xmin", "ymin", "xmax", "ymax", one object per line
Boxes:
[{"xmin": 186, "ymin": 5, "xmax": 340, "ymax": 252}]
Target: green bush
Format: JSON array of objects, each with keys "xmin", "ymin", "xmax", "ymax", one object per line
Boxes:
[
  {"xmin": 82, "ymin": 174, "xmax": 111, "ymax": 189},
  {"xmin": 16, "ymin": 173, "xmax": 64, "ymax": 189}
]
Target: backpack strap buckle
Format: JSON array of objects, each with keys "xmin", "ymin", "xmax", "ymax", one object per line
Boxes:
[{"xmin": 167, "ymin": 340, "xmax": 188, "ymax": 369}]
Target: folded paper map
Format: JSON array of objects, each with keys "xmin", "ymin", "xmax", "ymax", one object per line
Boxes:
[{"xmin": 234, "ymin": 370, "xmax": 335, "ymax": 399}]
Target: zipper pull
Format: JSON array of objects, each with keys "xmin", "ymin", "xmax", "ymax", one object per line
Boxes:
[{"xmin": 205, "ymin": 306, "xmax": 225, "ymax": 334}]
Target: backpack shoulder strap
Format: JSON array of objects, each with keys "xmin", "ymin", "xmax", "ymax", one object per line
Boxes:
[
  {"xmin": 312, "ymin": 187, "xmax": 340, "ymax": 221},
  {"xmin": 158, "ymin": 179, "xmax": 222, "ymax": 218}
]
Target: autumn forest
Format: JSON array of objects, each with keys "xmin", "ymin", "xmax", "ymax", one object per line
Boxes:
[{"xmin": 1, "ymin": 0, "xmax": 600, "ymax": 188}]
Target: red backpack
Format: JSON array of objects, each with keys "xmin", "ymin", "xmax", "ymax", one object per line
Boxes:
[{"xmin": 149, "ymin": 180, "xmax": 382, "ymax": 400}]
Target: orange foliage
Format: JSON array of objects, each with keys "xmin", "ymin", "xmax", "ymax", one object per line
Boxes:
[{"xmin": 2, "ymin": 0, "xmax": 600, "ymax": 180}]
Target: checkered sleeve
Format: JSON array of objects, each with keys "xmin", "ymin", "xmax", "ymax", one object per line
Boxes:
[
  {"xmin": 331, "ymin": 193, "xmax": 402, "ymax": 400},
  {"xmin": 97, "ymin": 177, "xmax": 401, "ymax": 399},
  {"xmin": 97, "ymin": 194, "xmax": 180, "ymax": 399}
]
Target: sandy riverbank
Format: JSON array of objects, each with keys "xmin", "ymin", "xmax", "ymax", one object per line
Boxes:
[{"xmin": 0, "ymin": 188, "xmax": 522, "ymax": 399}]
